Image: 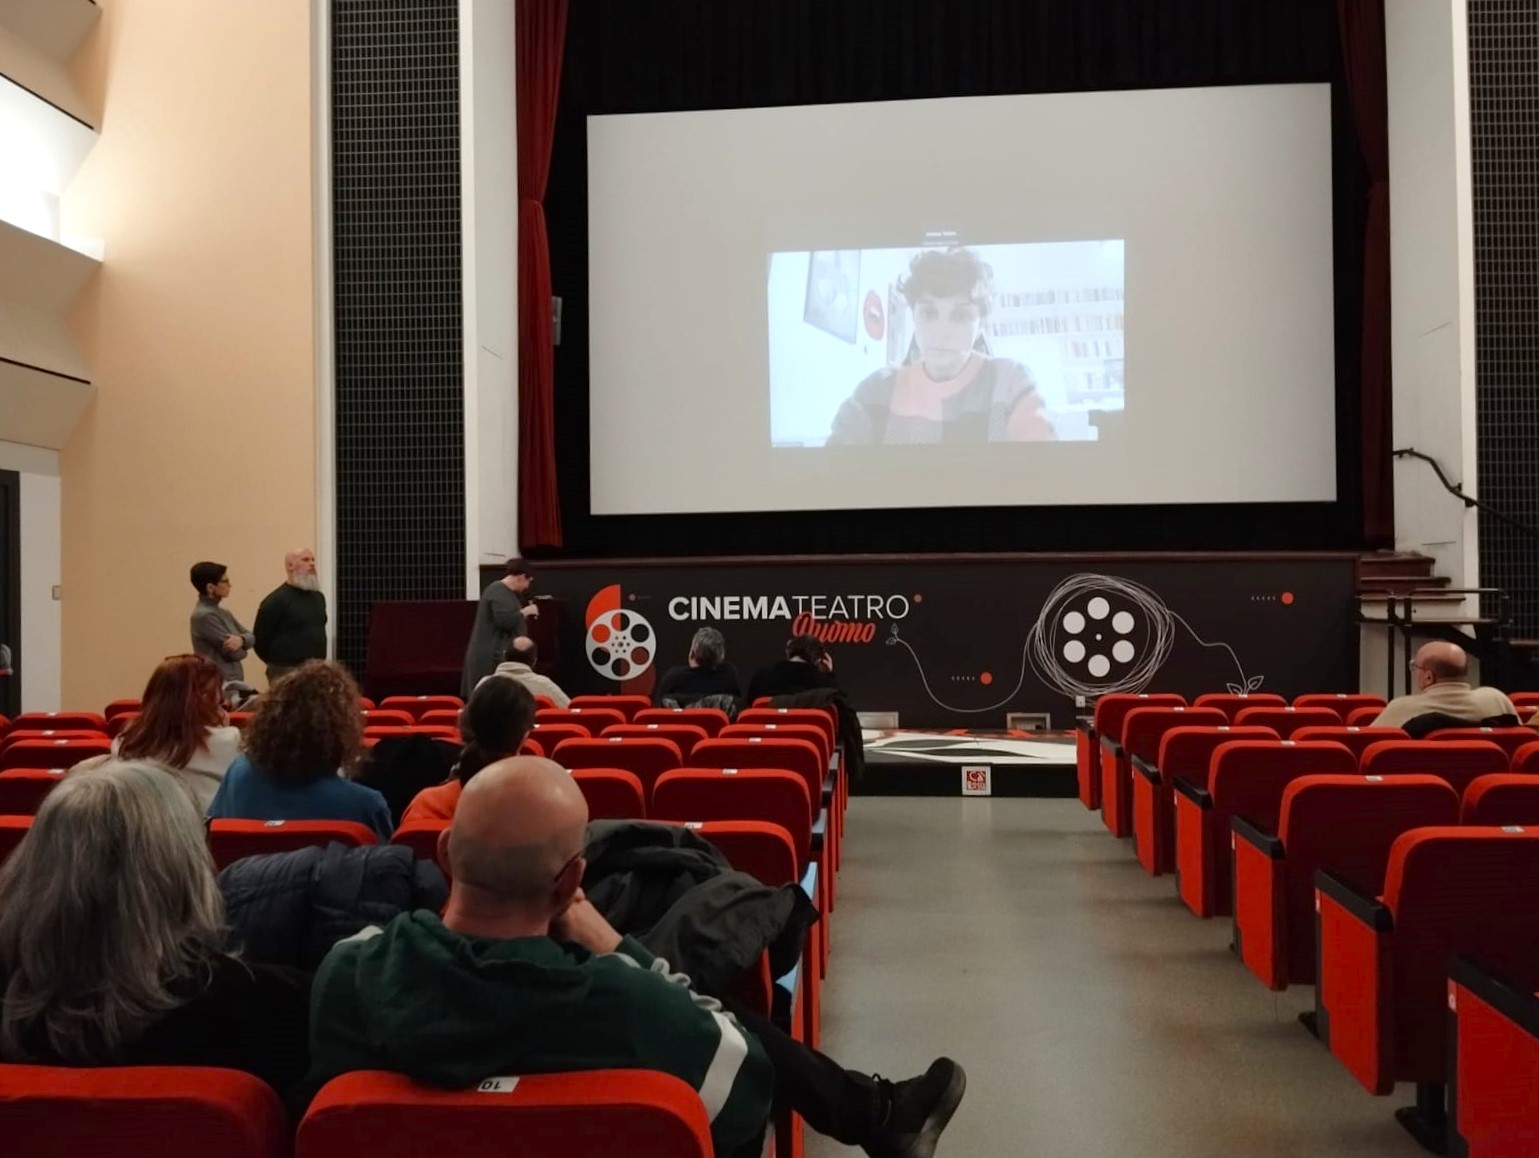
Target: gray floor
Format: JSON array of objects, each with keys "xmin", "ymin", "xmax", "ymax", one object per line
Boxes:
[{"xmin": 807, "ymin": 797, "xmax": 1426, "ymax": 1158}]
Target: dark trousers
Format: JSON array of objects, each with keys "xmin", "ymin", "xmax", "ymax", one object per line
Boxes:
[
  {"xmin": 265, "ymin": 664, "xmax": 298, "ymax": 685},
  {"xmin": 723, "ymin": 999, "xmax": 884, "ymax": 1146}
]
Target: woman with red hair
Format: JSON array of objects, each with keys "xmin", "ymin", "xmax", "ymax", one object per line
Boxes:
[{"xmin": 112, "ymin": 655, "xmax": 242, "ymax": 810}]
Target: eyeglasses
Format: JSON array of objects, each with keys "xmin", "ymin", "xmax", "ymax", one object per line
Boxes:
[{"xmin": 553, "ymin": 849, "xmax": 583, "ymax": 883}]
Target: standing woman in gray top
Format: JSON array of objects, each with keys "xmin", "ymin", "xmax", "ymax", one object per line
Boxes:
[
  {"xmin": 461, "ymin": 558, "xmax": 539, "ymax": 698},
  {"xmin": 188, "ymin": 562, "xmax": 254, "ymax": 683}
]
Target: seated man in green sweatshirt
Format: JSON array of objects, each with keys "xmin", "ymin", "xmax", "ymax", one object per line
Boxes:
[{"xmin": 308, "ymin": 757, "xmax": 965, "ymax": 1158}]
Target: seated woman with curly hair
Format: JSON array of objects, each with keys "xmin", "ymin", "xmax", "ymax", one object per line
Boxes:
[
  {"xmin": 0, "ymin": 761, "xmax": 310, "ymax": 1094},
  {"xmin": 206, "ymin": 659, "xmax": 392, "ymax": 841}
]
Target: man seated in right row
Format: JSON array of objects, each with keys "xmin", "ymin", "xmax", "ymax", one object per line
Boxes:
[
  {"xmin": 1371, "ymin": 641, "xmax": 1522, "ymax": 738},
  {"xmin": 309, "ymin": 756, "xmax": 966, "ymax": 1158}
]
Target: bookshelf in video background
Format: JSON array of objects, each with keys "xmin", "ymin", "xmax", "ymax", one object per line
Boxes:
[{"xmin": 989, "ymin": 286, "xmax": 1125, "ymax": 409}]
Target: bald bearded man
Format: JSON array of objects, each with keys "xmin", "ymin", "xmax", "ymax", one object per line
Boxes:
[
  {"xmin": 308, "ymin": 757, "xmax": 965, "ymax": 1158},
  {"xmin": 1372, "ymin": 641, "xmax": 1521, "ymax": 738},
  {"xmin": 253, "ymin": 547, "xmax": 328, "ymax": 683}
]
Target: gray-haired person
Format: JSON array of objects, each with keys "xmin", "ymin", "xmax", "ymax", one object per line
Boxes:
[
  {"xmin": 189, "ymin": 561, "xmax": 255, "ymax": 682},
  {"xmin": 0, "ymin": 760, "xmax": 311, "ymax": 1093},
  {"xmin": 652, "ymin": 626, "xmax": 743, "ymax": 708}
]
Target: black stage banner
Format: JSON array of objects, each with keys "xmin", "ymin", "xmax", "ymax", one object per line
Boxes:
[{"xmin": 494, "ymin": 554, "xmax": 1359, "ymax": 729}]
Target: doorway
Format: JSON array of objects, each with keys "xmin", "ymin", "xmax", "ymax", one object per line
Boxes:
[{"xmin": 0, "ymin": 470, "xmax": 19, "ymax": 719}]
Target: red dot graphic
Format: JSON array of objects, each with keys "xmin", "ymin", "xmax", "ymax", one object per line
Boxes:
[
  {"xmin": 979, "ymin": 672, "xmax": 993, "ymax": 686},
  {"xmin": 1281, "ymin": 592, "xmax": 1295, "ymax": 606},
  {"xmin": 913, "ymin": 593, "xmax": 924, "ymax": 604}
]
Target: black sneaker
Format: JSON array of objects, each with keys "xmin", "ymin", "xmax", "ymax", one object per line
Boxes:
[{"xmin": 863, "ymin": 1058, "xmax": 967, "ymax": 1158}]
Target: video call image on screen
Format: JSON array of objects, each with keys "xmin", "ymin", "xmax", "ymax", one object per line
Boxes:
[{"xmin": 769, "ymin": 240, "xmax": 1125, "ymax": 449}]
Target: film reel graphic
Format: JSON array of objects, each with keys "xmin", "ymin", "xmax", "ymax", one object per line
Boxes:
[{"xmin": 586, "ymin": 608, "xmax": 656, "ymax": 681}]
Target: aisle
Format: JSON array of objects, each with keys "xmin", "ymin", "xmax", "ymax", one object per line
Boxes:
[{"xmin": 806, "ymin": 797, "xmax": 1423, "ymax": 1158}]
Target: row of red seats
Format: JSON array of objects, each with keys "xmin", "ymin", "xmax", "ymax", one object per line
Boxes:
[
  {"xmin": 0, "ymin": 1065, "xmax": 718, "ymax": 1158},
  {"xmin": 1079, "ymin": 691, "xmax": 1539, "ymax": 1153}
]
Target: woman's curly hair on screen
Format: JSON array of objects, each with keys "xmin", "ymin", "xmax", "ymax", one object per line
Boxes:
[{"xmin": 896, "ymin": 246, "xmax": 996, "ymax": 317}]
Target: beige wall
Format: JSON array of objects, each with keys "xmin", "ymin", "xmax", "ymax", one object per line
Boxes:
[{"xmin": 58, "ymin": 0, "xmax": 316, "ymax": 709}]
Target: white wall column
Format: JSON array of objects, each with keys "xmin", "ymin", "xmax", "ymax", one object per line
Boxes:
[
  {"xmin": 1385, "ymin": 0, "xmax": 1478, "ymax": 586},
  {"xmin": 461, "ymin": 0, "xmax": 520, "ymax": 595}
]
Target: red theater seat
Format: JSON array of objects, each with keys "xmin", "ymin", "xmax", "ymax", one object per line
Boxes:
[
  {"xmin": 1461, "ymin": 774, "xmax": 1539, "ymax": 826},
  {"xmin": 1075, "ymin": 713, "xmax": 1097, "ymax": 811},
  {"xmin": 0, "ymin": 738, "xmax": 111, "ymax": 772},
  {"xmin": 537, "ymin": 707, "xmax": 626, "ymax": 734},
  {"xmin": 653, "ymin": 769, "xmax": 812, "ymax": 866},
  {"xmin": 1316, "ymin": 827, "xmax": 1539, "ymax": 1141},
  {"xmin": 1232, "ymin": 705, "xmax": 1344, "ymax": 736},
  {"xmin": 8, "ymin": 711, "xmax": 108, "ymax": 734},
  {"xmin": 551, "ymin": 737, "xmax": 682, "ymax": 796},
  {"xmin": 1360, "ymin": 739, "xmax": 1510, "ymax": 797},
  {"xmin": 1114, "ymin": 705, "xmax": 1226, "ymax": 856},
  {"xmin": 569, "ymin": 694, "xmax": 652, "ymax": 722},
  {"xmin": 602, "ymin": 723, "xmax": 709, "ymax": 761},
  {"xmin": 207, "ymin": 819, "xmax": 377, "ymax": 870},
  {"xmin": 691, "ymin": 737, "xmax": 824, "ymax": 812},
  {"xmin": 391, "ymin": 819, "xmax": 447, "ymax": 870},
  {"xmin": 687, "ymin": 818, "xmax": 820, "ymax": 1056},
  {"xmin": 106, "ymin": 713, "xmax": 140, "ymax": 739},
  {"xmin": 1293, "ymin": 692, "xmax": 1386, "ymax": 718},
  {"xmin": 634, "ymin": 707, "xmax": 730, "ymax": 738},
  {"xmin": 1514, "ymin": 741, "xmax": 1539, "ymax": 774},
  {"xmin": 1132, "ymin": 725, "xmax": 1277, "ymax": 876},
  {"xmin": 1289, "ymin": 725, "xmax": 1407, "ymax": 762},
  {"xmin": 530, "ymin": 722, "xmax": 592, "ymax": 748},
  {"xmin": 1092, "ymin": 693, "xmax": 1185, "ymax": 831},
  {"xmin": 297, "ymin": 1070, "xmax": 713, "ymax": 1158},
  {"xmin": 0, "ymin": 729, "xmax": 109, "ymax": 755},
  {"xmin": 0, "ymin": 1065, "xmax": 288, "ymax": 1158},
  {"xmin": 1231, "ymin": 774, "xmax": 1457, "ymax": 990},
  {"xmin": 1173, "ymin": 740, "xmax": 1355, "ymax": 918},
  {"xmin": 1447, "ymin": 957, "xmax": 1539, "ymax": 1158},
  {"xmin": 1192, "ymin": 692, "xmax": 1287, "ymax": 722},
  {"xmin": 380, "ymin": 694, "xmax": 464, "ymax": 721},
  {"xmin": 419, "ymin": 709, "xmax": 462, "ymax": 728},
  {"xmin": 0, "ymin": 768, "xmax": 69, "ymax": 815},
  {"xmin": 102, "ymin": 698, "xmax": 142, "ymax": 720},
  {"xmin": 1426, "ymin": 726, "xmax": 1538, "ymax": 760},
  {"xmin": 361, "ymin": 709, "xmax": 415, "ymax": 729},
  {"xmin": 571, "ymin": 768, "xmax": 646, "ymax": 820},
  {"xmin": 0, "ymin": 815, "xmax": 30, "ymax": 866},
  {"xmin": 1347, "ymin": 705, "xmax": 1384, "ymax": 727}
]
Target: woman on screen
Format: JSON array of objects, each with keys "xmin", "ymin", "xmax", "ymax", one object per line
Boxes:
[{"xmin": 826, "ymin": 246, "xmax": 1057, "ymax": 445}]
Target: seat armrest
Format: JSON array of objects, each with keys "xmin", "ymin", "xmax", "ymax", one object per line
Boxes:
[
  {"xmin": 1231, "ymin": 816, "xmax": 1284, "ymax": 858},
  {"xmin": 799, "ymin": 861, "xmax": 819, "ymax": 906},
  {"xmin": 1315, "ymin": 870, "xmax": 1392, "ymax": 931},
  {"xmin": 1132, "ymin": 754, "xmax": 1161, "ymax": 784},
  {"xmin": 1076, "ymin": 717, "xmax": 1095, "ymax": 740},
  {"xmin": 1449, "ymin": 956, "xmax": 1539, "ymax": 1036},
  {"xmin": 1099, "ymin": 736, "xmax": 1123, "ymax": 758},
  {"xmin": 1171, "ymin": 778, "xmax": 1212, "ymax": 808}
]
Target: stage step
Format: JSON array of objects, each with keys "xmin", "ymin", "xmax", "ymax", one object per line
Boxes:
[{"xmin": 1359, "ymin": 550, "xmax": 1438, "ymax": 580}]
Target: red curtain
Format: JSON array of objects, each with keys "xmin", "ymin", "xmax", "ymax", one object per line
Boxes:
[
  {"xmin": 516, "ymin": 0, "xmax": 568, "ymax": 548},
  {"xmin": 1337, "ymin": 0, "xmax": 1393, "ymax": 546}
]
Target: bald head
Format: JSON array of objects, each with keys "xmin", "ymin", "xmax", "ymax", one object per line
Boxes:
[
  {"xmin": 1415, "ymin": 641, "xmax": 1469, "ymax": 684},
  {"xmin": 446, "ymin": 757, "xmax": 588, "ymax": 905}
]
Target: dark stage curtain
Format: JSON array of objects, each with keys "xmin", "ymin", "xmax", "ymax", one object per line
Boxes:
[
  {"xmin": 1337, "ymin": 0, "xmax": 1393, "ymax": 547},
  {"xmin": 544, "ymin": 0, "xmax": 1372, "ymax": 559},
  {"xmin": 515, "ymin": 0, "xmax": 567, "ymax": 548}
]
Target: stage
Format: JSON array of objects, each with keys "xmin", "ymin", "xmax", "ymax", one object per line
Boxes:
[{"xmin": 857, "ymin": 729, "xmax": 1077, "ymax": 798}]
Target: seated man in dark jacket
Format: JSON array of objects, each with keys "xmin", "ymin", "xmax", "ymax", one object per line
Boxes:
[
  {"xmin": 745, "ymin": 633, "xmax": 840, "ymax": 706},
  {"xmin": 653, "ymin": 626, "xmax": 743, "ymax": 709},
  {"xmin": 308, "ymin": 757, "xmax": 965, "ymax": 1158}
]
